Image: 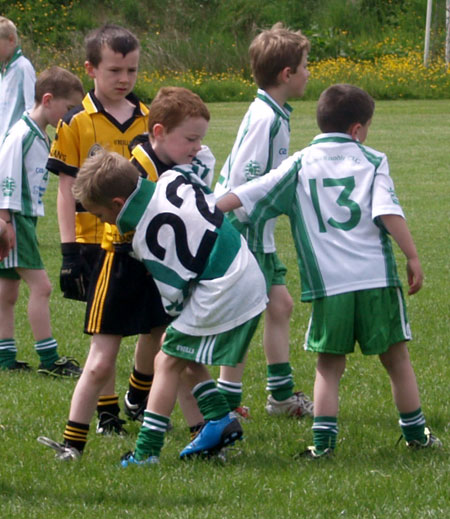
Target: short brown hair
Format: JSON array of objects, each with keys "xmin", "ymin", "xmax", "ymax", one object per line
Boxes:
[
  {"xmin": 249, "ymin": 22, "xmax": 310, "ymax": 90},
  {"xmin": 148, "ymin": 87, "xmax": 210, "ymax": 136},
  {"xmin": 34, "ymin": 66, "xmax": 84, "ymax": 104},
  {"xmin": 316, "ymin": 84, "xmax": 375, "ymax": 133},
  {"xmin": 0, "ymin": 17, "xmax": 18, "ymax": 43},
  {"xmin": 73, "ymin": 149, "xmax": 139, "ymax": 207},
  {"xmin": 85, "ymin": 24, "xmax": 139, "ymax": 67}
]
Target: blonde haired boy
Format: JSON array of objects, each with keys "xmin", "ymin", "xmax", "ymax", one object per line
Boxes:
[
  {"xmin": 214, "ymin": 22, "xmax": 313, "ymax": 418},
  {"xmin": 0, "ymin": 16, "xmax": 36, "ymax": 145}
]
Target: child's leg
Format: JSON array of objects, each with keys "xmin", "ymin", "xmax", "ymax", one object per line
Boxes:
[
  {"xmin": 63, "ymin": 334, "xmax": 121, "ymax": 452},
  {"xmin": 178, "ymin": 370, "xmax": 205, "ymax": 434},
  {"xmin": 17, "ymin": 268, "xmax": 61, "ymax": 367},
  {"xmin": 264, "ymin": 285, "xmax": 313, "ymax": 416},
  {"xmin": 311, "ymin": 353, "xmax": 346, "ymax": 453},
  {"xmin": 0, "ymin": 277, "xmax": 20, "ymax": 367},
  {"xmin": 379, "ymin": 341, "xmax": 428, "ymax": 444},
  {"xmin": 218, "ymin": 358, "xmax": 246, "ymax": 412}
]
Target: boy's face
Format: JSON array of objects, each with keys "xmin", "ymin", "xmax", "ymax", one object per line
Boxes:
[
  {"xmin": 153, "ymin": 116, "xmax": 209, "ymax": 166},
  {"xmin": 46, "ymin": 91, "xmax": 83, "ymax": 128},
  {"xmin": 83, "ymin": 199, "xmax": 123, "ymax": 225},
  {"xmin": 286, "ymin": 53, "xmax": 309, "ymax": 98},
  {"xmin": 85, "ymin": 45, "xmax": 139, "ymax": 104},
  {"xmin": 0, "ymin": 35, "xmax": 16, "ymax": 62}
]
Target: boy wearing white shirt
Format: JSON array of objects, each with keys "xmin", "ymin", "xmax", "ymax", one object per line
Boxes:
[{"xmin": 216, "ymin": 84, "xmax": 441, "ymax": 456}]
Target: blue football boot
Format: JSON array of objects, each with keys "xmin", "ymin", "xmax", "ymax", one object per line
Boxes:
[
  {"xmin": 120, "ymin": 451, "xmax": 159, "ymax": 467},
  {"xmin": 179, "ymin": 412, "xmax": 243, "ymax": 459}
]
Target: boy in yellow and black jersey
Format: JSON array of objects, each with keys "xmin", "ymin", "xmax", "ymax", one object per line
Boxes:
[
  {"xmin": 46, "ymin": 24, "xmax": 151, "ymax": 434},
  {"xmin": 38, "ymin": 87, "xmax": 216, "ymax": 459}
]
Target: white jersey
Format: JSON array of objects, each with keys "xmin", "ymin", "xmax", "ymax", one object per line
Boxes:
[
  {"xmin": 214, "ymin": 89, "xmax": 292, "ymax": 252},
  {"xmin": 233, "ymin": 133, "xmax": 405, "ymax": 301},
  {"xmin": 0, "ymin": 113, "xmax": 50, "ymax": 217},
  {"xmin": 0, "ymin": 48, "xmax": 36, "ymax": 145},
  {"xmin": 117, "ymin": 169, "xmax": 267, "ymax": 336}
]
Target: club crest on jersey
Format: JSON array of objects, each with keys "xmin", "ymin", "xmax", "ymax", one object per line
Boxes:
[
  {"xmin": 244, "ymin": 160, "xmax": 261, "ymax": 181},
  {"xmin": 279, "ymin": 147, "xmax": 288, "ymax": 156},
  {"xmin": 1, "ymin": 177, "xmax": 16, "ymax": 197},
  {"xmin": 88, "ymin": 144, "xmax": 103, "ymax": 158}
]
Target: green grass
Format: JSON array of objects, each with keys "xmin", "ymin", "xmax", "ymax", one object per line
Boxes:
[{"xmin": 1, "ymin": 100, "xmax": 449, "ymax": 518}]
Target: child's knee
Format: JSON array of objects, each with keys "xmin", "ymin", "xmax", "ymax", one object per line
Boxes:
[{"xmin": 267, "ymin": 287, "xmax": 293, "ymax": 319}]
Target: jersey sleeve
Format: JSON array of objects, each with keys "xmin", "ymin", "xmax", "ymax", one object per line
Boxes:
[
  {"xmin": 371, "ymin": 155, "xmax": 405, "ymax": 220},
  {"xmin": 22, "ymin": 60, "xmax": 36, "ymax": 112},
  {"xmin": 0, "ymin": 130, "xmax": 23, "ymax": 212},
  {"xmin": 46, "ymin": 116, "xmax": 81, "ymax": 177},
  {"xmin": 192, "ymin": 145, "xmax": 215, "ymax": 188},
  {"xmin": 233, "ymin": 154, "xmax": 300, "ymax": 223}
]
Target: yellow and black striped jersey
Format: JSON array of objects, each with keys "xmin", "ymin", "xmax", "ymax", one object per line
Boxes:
[{"xmin": 46, "ymin": 90, "xmax": 149, "ymax": 245}]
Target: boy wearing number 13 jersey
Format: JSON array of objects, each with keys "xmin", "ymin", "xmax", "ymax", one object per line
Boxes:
[{"xmin": 216, "ymin": 84, "xmax": 441, "ymax": 457}]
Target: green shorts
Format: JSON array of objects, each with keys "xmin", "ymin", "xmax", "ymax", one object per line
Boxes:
[
  {"xmin": 253, "ymin": 251, "xmax": 287, "ymax": 291},
  {"xmin": 0, "ymin": 214, "xmax": 43, "ymax": 280},
  {"xmin": 162, "ymin": 313, "xmax": 262, "ymax": 366},
  {"xmin": 305, "ymin": 287, "xmax": 412, "ymax": 356}
]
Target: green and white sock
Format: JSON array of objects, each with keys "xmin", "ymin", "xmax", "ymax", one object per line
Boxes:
[
  {"xmin": 0, "ymin": 338, "xmax": 17, "ymax": 368},
  {"xmin": 217, "ymin": 378, "xmax": 243, "ymax": 411},
  {"xmin": 399, "ymin": 408, "xmax": 426, "ymax": 444},
  {"xmin": 135, "ymin": 411, "xmax": 170, "ymax": 460},
  {"xmin": 193, "ymin": 379, "xmax": 230, "ymax": 421},
  {"xmin": 35, "ymin": 337, "xmax": 58, "ymax": 367},
  {"xmin": 266, "ymin": 362, "xmax": 294, "ymax": 401},
  {"xmin": 312, "ymin": 416, "xmax": 338, "ymax": 453}
]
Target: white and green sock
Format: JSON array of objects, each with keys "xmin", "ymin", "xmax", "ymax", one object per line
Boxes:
[
  {"xmin": 0, "ymin": 338, "xmax": 17, "ymax": 368},
  {"xmin": 35, "ymin": 337, "xmax": 58, "ymax": 368},
  {"xmin": 217, "ymin": 378, "xmax": 243, "ymax": 411},
  {"xmin": 266, "ymin": 362, "xmax": 294, "ymax": 401}
]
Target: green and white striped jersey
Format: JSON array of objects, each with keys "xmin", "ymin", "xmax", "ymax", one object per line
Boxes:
[
  {"xmin": 0, "ymin": 48, "xmax": 36, "ymax": 144},
  {"xmin": 233, "ymin": 133, "xmax": 405, "ymax": 301},
  {"xmin": 0, "ymin": 113, "xmax": 50, "ymax": 217},
  {"xmin": 214, "ymin": 89, "xmax": 292, "ymax": 253},
  {"xmin": 117, "ymin": 168, "xmax": 267, "ymax": 336}
]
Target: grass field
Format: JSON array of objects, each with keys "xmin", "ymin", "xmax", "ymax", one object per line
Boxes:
[{"xmin": 1, "ymin": 100, "xmax": 449, "ymax": 519}]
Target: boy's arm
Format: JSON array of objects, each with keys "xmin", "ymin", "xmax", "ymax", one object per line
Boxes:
[
  {"xmin": 57, "ymin": 173, "xmax": 89, "ymax": 301},
  {"xmin": 23, "ymin": 60, "xmax": 36, "ymax": 112},
  {"xmin": 216, "ymin": 193, "xmax": 243, "ymax": 213},
  {"xmin": 379, "ymin": 214, "xmax": 423, "ymax": 295}
]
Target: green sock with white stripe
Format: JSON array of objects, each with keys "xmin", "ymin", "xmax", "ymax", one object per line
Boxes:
[
  {"xmin": 134, "ymin": 411, "xmax": 170, "ymax": 460},
  {"xmin": 266, "ymin": 362, "xmax": 295, "ymax": 401},
  {"xmin": 35, "ymin": 337, "xmax": 59, "ymax": 368},
  {"xmin": 193, "ymin": 379, "xmax": 230, "ymax": 421},
  {"xmin": 0, "ymin": 338, "xmax": 17, "ymax": 368},
  {"xmin": 399, "ymin": 408, "xmax": 427, "ymax": 444},
  {"xmin": 312, "ymin": 416, "xmax": 338, "ymax": 453},
  {"xmin": 217, "ymin": 378, "xmax": 243, "ymax": 410}
]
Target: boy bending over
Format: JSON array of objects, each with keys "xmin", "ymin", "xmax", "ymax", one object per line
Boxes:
[
  {"xmin": 216, "ymin": 84, "xmax": 442, "ymax": 457},
  {"xmin": 68, "ymin": 149, "xmax": 267, "ymax": 465}
]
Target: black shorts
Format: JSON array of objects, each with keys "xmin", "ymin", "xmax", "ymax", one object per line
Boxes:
[{"xmin": 84, "ymin": 248, "xmax": 172, "ymax": 336}]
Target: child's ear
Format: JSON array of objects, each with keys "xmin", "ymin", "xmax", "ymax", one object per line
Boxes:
[
  {"xmin": 152, "ymin": 123, "xmax": 166, "ymax": 139},
  {"xmin": 278, "ymin": 66, "xmax": 292, "ymax": 84},
  {"xmin": 84, "ymin": 60, "xmax": 96, "ymax": 79},
  {"xmin": 348, "ymin": 122, "xmax": 362, "ymax": 140},
  {"xmin": 112, "ymin": 197, "xmax": 126, "ymax": 210},
  {"xmin": 41, "ymin": 92, "xmax": 53, "ymax": 108}
]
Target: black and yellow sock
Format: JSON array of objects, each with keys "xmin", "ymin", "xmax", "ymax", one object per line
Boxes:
[
  {"xmin": 97, "ymin": 394, "xmax": 120, "ymax": 418},
  {"xmin": 127, "ymin": 368, "xmax": 153, "ymax": 404},
  {"xmin": 63, "ymin": 420, "xmax": 89, "ymax": 452}
]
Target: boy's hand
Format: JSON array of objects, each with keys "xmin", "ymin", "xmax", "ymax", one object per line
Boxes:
[
  {"xmin": 60, "ymin": 242, "xmax": 91, "ymax": 301},
  {"xmin": 406, "ymin": 256, "xmax": 423, "ymax": 295}
]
